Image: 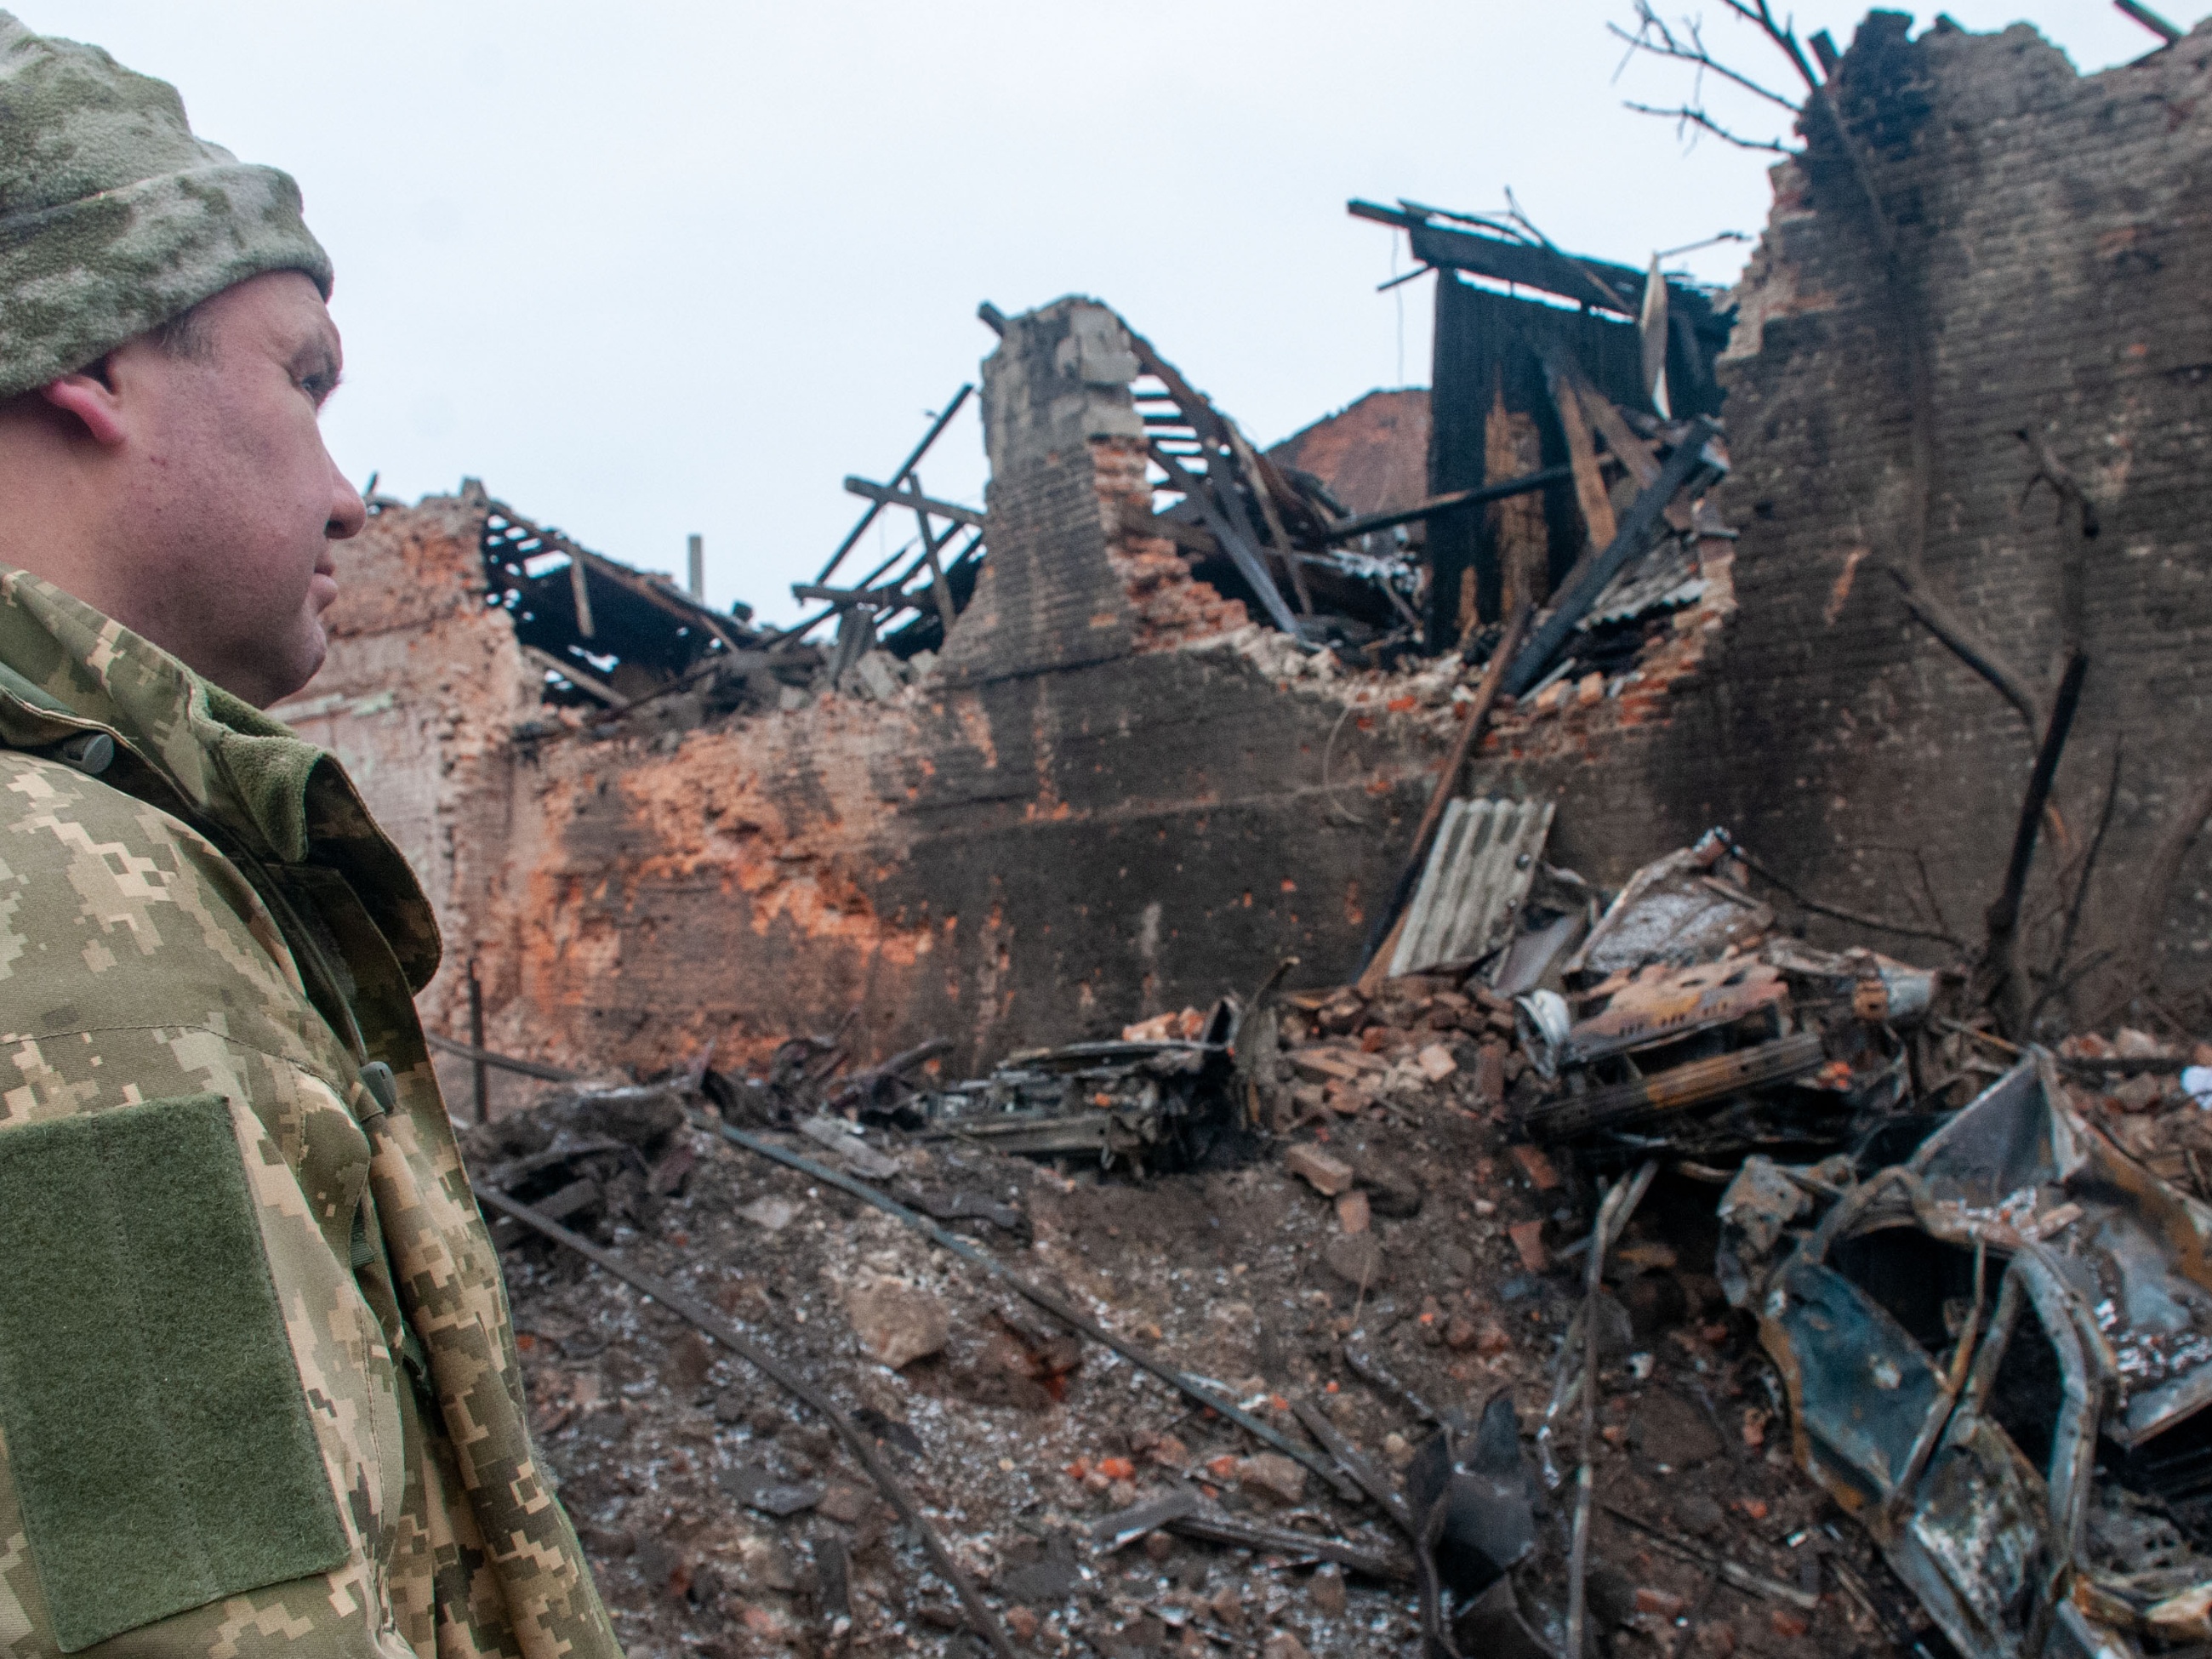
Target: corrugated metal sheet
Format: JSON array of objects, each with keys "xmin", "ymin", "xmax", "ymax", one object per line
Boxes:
[
  {"xmin": 1582, "ymin": 537, "xmax": 1704, "ymax": 630},
  {"xmin": 1390, "ymin": 797, "xmax": 1556, "ymax": 978}
]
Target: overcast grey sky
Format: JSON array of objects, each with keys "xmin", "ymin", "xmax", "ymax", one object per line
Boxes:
[{"xmin": 22, "ymin": 2, "xmax": 2193, "ymax": 624}]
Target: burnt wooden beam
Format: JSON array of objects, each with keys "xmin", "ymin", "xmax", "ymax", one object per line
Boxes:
[
  {"xmin": 790, "ymin": 580, "xmax": 907, "ymax": 607},
  {"xmin": 1147, "ymin": 441, "xmax": 1304, "ymax": 636},
  {"xmin": 1315, "ymin": 465, "xmax": 1577, "ymax": 544},
  {"xmin": 425, "ymin": 1030, "xmax": 588, "ymax": 1083},
  {"xmin": 522, "ymin": 644, "xmax": 626, "ymax": 709},
  {"xmin": 1550, "ymin": 356, "xmax": 1694, "ymax": 533},
  {"xmin": 1546, "ymin": 362, "xmax": 1619, "ymax": 555},
  {"xmin": 567, "ymin": 544, "xmax": 747, "ymax": 653},
  {"xmin": 1228, "ymin": 424, "xmax": 1314, "ymax": 613},
  {"xmin": 904, "ymin": 470, "xmax": 961, "ymax": 633},
  {"xmin": 1348, "ymin": 200, "xmax": 1643, "ymax": 313},
  {"xmin": 2116, "ymin": 0, "xmax": 2183, "ymax": 42},
  {"xmin": 841, "ymin": 476, "xmax": 987, "ymax": 532},
  {"xmin": 816, "ymin": 385, "xmax": 973, "ymax": 585},
  {"xmin": 1356, "ymin": 603, "xmax": 1531, "ymax": 989},
  {"xmin": 762, "ymin": 538, "xmax": 921, "ymax": 647},
  {"xmin": 1120, "ymin": 505, "xmax": 1218, "ymax": 557},
  {"xmin": 1500, "ymin": 415, "xmax": 1725, "ymax": 698}
]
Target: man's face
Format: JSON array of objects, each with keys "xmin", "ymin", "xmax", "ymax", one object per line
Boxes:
[{"xmin": 94, "ymin": 271, "xmax": 365, "ymax": 706}]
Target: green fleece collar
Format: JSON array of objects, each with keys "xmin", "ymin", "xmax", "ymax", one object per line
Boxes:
[{"xmin": 0, "ymin": 569, "xmax": 441, "ymax": 990}]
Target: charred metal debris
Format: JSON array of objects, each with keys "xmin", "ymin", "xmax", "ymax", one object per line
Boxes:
[{"xmin": 1260, "ymin": 808, "xmax": 2212, "ymax": 1659}]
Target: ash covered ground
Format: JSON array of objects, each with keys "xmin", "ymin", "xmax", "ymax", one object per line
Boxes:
[{"xmin": 476, "ymin": 1020, "xmax": 1918, "ymax": 1659}]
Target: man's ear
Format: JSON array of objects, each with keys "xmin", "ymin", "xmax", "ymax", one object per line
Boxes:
[{"xmin": 39, "ymin": 363, "xmax": 127, "ymax": 447}]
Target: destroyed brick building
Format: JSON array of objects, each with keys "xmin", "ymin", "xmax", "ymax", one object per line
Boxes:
[
  {"xmin": 305, "ymin": 13, "xmax": 2212, "ymax": 1659},
  {"xmin": 292, "ymin": 13, "xmax": 2212, "ymax": 1105}
]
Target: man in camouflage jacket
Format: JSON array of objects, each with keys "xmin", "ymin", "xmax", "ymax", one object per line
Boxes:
[{"xmin": 0, "ymin": 16, "xmax": 619, "ymax": 1659}]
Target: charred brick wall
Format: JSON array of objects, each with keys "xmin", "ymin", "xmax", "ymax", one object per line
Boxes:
[
  {"xmin": 482, "ymin": 640, "xmax": 1450, "ymax": 1080},
  {"xmin": 1463, "ymin": 15, "xmax": 2212, "ymax": 1021}
]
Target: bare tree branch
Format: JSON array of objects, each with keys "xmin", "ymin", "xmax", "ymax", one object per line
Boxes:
[
  {"xmin": 1727, "ymin": 840, "xmax": 1964, "ymax": 948},
  {"xmin": 2009, "ymin": 425, "xmax": 2101, "ymax": 664},
  {"xmin": 2015, "ymin": 430, "xmax": 2101, "ymax": 539},
  {"xmin": 2027, "ymin": 742, "xmax": 2123, "ymax": 1032},
  {"xmin": 1712, "ymin": 0, "xmax": 1824, "ymax": 93},
  {"xmin": 1616, "ymin": 0, "xmax": 1923, "ymax": 474},
  {"xmin": 1913, "ymin": 847, "xmax": 1953, "ymax": 941},
  {"xmin": 1609, "ymin": 7, "xmax": 1805, "ymax": 111},
  {"xmin": 2032, "ymin": 948, "xmax": 2117, "ymax": 1019},
  {"xmin": 1884, "ymin": 565, "xmax": 2046, "ymax": 733},
  {"xmin": 2118, "ymin": 763, "xmax": 2212, "ymax": 1006},
  {"xmin": 1502, "ymin": 190, "xmax": 1651, "ymax": 314},
  {"xmin": 1981, "ymin": 649, "xmax": 2089, "ymax": 1035},
  {"xmin": 1622, "ymin": 101, "xmax": 1793, "ymax": 151}
]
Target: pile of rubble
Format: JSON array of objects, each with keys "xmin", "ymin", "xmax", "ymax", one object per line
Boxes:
[{"xmin": 456, "ymin": 808, "xmax": 2212, "ymax": 1659}]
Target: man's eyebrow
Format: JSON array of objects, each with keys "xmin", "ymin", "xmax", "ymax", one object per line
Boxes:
[{"xmin": 292, "ymin": 334, "xmax": 344, "ymax": 395}]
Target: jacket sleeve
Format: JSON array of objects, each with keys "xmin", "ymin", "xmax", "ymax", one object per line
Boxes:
[{"xmin": 0, "ymin": 753, "xmax": 419, "ymax": 1659}]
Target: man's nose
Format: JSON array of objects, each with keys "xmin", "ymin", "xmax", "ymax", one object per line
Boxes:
[{"xmin": 326, "ymin": 449, "xmax": 368, "ymax": 540}]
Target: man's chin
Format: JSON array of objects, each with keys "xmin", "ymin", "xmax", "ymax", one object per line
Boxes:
[{"xmin": 259, "ymin": 622, "xmax": 329, "ymax": 710}]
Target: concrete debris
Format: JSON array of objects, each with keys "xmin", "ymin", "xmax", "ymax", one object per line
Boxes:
[
  {"xmin": 736, "ymin": 1194, "xmax": 799, "ymax": 1233},
  {"xmin": 719, "ymin": 1463, "xmax": 824, "ymax": 1519},
  {"xmin": 1324, "ymin": 1232, "xmax": 1387, "ymax": 1291},
  {"xmin": 1236, "ymin": 1452, "xmax": 1309, "ymax": 1506},
  {"xmin": 1286, "ymin": 1143, "xmax": 1355, "ymax": 1196},
  {"xmin": 841, "ymin": 1274, "xmax": 952, "ymax": 1371}
]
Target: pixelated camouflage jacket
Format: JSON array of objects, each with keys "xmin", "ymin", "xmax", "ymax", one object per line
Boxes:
[{"xmin": 0, "ymin": 571, "xmax": 619, "ymax": 1659}]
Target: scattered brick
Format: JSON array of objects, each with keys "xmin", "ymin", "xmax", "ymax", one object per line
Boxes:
[
  {"xmin": 1508, "ymin": 1219, "xmax": 1548, "ymax": 1273},
  {"xmin": 1286, "ymin": 1144, "xmax": 1355, "ymax": 1195},
  {"xmin": 1239, "ymin": 1453, "xmax": 1308, "ymax": 1505},
  {"xmin": 1508, "ymin": 1144, "xmax": 1561, "ymax": 1191}
]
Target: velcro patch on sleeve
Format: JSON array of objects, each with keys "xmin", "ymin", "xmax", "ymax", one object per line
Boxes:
[{"xmin": 0, "ymin": 1093, "xmax": 349, "ymax": 1650}]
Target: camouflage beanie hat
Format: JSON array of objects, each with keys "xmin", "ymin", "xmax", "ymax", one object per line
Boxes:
[{"xmin": 0, "ymin": 11, "xmax": 331, "ymax": 401}]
